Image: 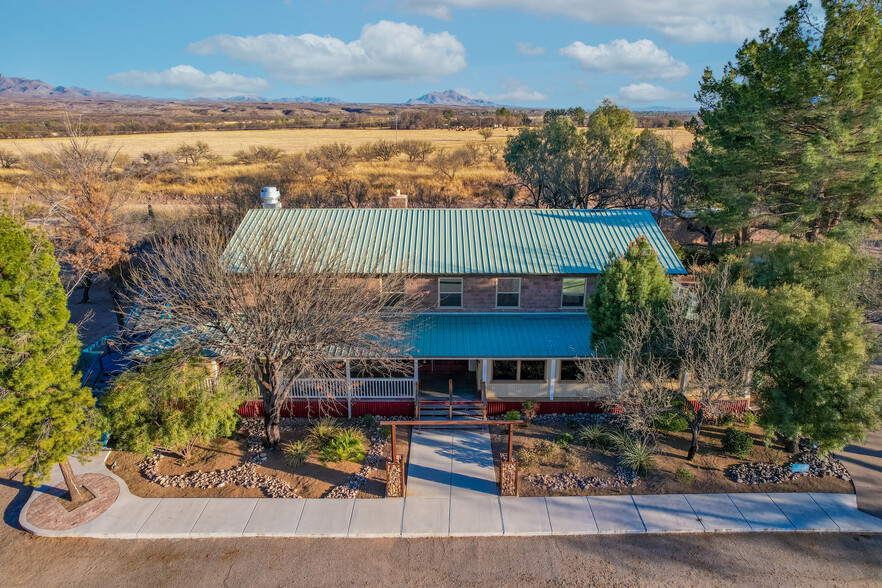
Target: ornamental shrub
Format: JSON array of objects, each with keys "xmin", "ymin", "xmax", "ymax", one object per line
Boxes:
[
  {"xmin": 319, "ymin": 430, "xmax": 365, "ymax": 463},
  {"xmin": 516, "ymin": 448, "xmax": 538, "ymax": 468},
  {"xmin": 103, "ymin": 354, "xmax": 243, "ymax": 460},
  {"xmin": 534, "ymin": 439, "xmax": 558, "ymax": 457},
  {"xmin": 504, "ymin": 409, "xmax": 521, "ymax": 421},
  {"xmin": 722, "ymin": 426, "xmax": 753, "ymax": 458},
  {"xmin": 653, "ymin": 411, "xmax": 689, "ymax": 433},
  {"xmin": 675, "ymin": 466, "xmax": 695, "ymax": 484},
  {"xmin": 556, "ymin": 433, "xmax": 574, "ymax": 447}
]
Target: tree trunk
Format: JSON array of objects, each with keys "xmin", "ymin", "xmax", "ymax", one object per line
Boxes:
[
  {"xmin": 59, "ymin": 458, "xmax": 86, "ymax": 503},
  {"xmin": 686, "ymin": 409, "xmax": 704, "ymax": 461},
  {"xmin": 264, "ymin": 408, "xmax": 281, "ymax": 447},
  {"xmin": 79, "ymin": 274, "xmax": 92, "ymax": 304},
  {"xmin": 784, "ymin": 434, "xmax": 799, "ymax": 453}
]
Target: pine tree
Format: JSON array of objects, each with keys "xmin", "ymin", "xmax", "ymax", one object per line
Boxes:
[
  {"xmin": 586, "ymin": 238, "xmax": 674, "ymax": 356},
  {"xmin": 0, "ymin": 212, "xmax": 100, "ymax": 501},
  {"xmin": 688, "ymin": 0, "xmax": 882, "ymax": 241}
]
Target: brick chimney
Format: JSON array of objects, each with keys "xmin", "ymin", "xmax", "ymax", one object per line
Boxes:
[{"xmin": 389, "ymin": 189, "xmax": 408, "ymax": 208}]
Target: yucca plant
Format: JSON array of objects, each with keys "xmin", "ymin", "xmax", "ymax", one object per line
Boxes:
[
  {"xmin": 605, "ymin": 429, "xmax": 633, "ymax": 451},
  {"xmin": 308, "ymin": 417, "xmax": 341, "ymax": 449},
  {"xmin": 617, "ymin": 437, "xmax": 655, "ymax": 473},
  {"xmin": 578, "ymin": 424, "xmax": 611, "ymax": 450},
  {"xmin": 282, "ymin": 440, "xmax": 311, "ymax": 468}
]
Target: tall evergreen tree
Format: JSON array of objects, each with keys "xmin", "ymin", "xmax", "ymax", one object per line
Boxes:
[
  {"xmin": 0, "ymin": 212, "xmax": 100, "ymax": 501},
  {"xmin": 751, "ymin": 283, "xmax": 882, "ymax": 453},
  {"xmin": 586, "ymin": 238, "xmax": 674, "ymax": 356},
  {"xmin": 688, "ymin": 0, "xmax": 882, "ymax": 241}
]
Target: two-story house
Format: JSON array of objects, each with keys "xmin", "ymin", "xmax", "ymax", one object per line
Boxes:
[{"xmin": 226, "ymin": 200, "xmax": 687, "ymax": 419}]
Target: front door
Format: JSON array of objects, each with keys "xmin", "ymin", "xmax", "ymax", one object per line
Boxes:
[{"xmin": 424, "ymin": 360, "xmax": 470, "ymax": 373}]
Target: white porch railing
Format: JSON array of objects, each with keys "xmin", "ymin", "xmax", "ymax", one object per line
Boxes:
[{"xmin": 287, "ymin": 378, "xmax": 415, "ymax": 400}]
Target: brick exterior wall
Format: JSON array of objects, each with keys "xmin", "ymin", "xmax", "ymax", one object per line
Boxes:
[{"xmin": 406, "ymin": 276, "xmax": 596, "ymax": 313}]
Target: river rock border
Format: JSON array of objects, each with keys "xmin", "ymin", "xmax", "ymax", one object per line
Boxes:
[
  {"xmin": 727, "ymin": 441, "xmax": 852, "ymax": 485},
  {"xmin": 527, "ymin": 467, "xmax": 641, "ymax": 491},
  {"xmin": 138, "ymin": 418, "xmax": 300, "ymax": 498}
]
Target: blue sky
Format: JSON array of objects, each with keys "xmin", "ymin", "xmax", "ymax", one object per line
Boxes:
[{"xmin": 2, "ymin": 0, "xmax": 794, "ymax": 108}]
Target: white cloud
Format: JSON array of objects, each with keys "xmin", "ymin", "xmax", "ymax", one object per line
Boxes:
[
  {"xmin": 188, "ymin": 21, "xmax": 466, "ymax": 85},
  {"xmin": 459, "ymin": 78, "xmax": 548, "ymax": 103},
  {"xmin": 402, "ymin": 0, "xmax": 789, "ymax": 43},
  {"xmin": 560, "ymin": 39, "xmax": 689, "ymax": 80},
  {"xmin": 617, "ymin": 82, "xmax": 689, "ymax": 103},
  {"xmin": 107, "ymin": 65, "xmax": 269, "ymax": 96},
  {"xmin": 516, "ymin": 42, "xmax": 546, "ymax": 56}
]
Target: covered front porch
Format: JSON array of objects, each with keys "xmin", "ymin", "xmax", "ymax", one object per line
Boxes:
[{"xmin": 282, "ymin": 313, "xmax": 599, "ymax": 418}]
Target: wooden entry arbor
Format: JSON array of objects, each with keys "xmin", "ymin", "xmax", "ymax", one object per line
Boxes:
[{"xmin": 379, "ymin": 419, "xmax": 523, "ymax": 497}]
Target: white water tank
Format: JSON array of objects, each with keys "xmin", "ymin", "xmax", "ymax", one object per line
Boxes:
[{"xmin": 260, "ymin": 186, "xmax": 281, "ymax": 209}]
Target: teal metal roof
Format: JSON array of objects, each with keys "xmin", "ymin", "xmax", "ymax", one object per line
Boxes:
[
  {"xmin": 227, "ymin": 208, "xmax": 686, "ymax": 275},
  {"xmin": 406, "ymin": 313, "xmax": 594, "ymax": 358},
  {"xmin": 129, "ymin": 313, "xmax": 594, "ymax": 360}
]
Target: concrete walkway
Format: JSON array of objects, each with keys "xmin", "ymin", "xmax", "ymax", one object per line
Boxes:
[
  {"xmin": 19, "ymin": 452, "xmax": 882, "ymax": 539},
  {"xmin": 405, "ymin": 427, "xmax": 497, "ymax": 498},
  {"xmin": 838, "ymin": 429, "xmax": 882, "ymax": 518}
]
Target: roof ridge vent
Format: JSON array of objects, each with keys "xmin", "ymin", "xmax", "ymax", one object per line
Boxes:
[{"xmin": 260, "ymin": 186, "xmax": 281, "ymax": 209}]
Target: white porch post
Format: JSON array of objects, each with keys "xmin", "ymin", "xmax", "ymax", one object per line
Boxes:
[
  {"xmin": 549, "ymin": 359, "xmax": 557, "ymax": 400},
  {"xmin": 345, "ymin": 360, "xmax": 352, "ymax": 419},
  {"xmin": 481, "ymin": 359, "xmax": 488, "ymax": 404},
  {"xmin": 413, "ymin": 358, "xmax": 419, "ymax": 401},
  {"xmin": 482, "ymin": 359, "xmax": 488, "ymax": 383}
]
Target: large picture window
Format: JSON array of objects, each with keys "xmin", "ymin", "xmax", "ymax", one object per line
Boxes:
[
  {"xmin": 496, "ymin": 278, "xmax": 521, "ymax": 308},
  {"xmin": 519, "ymin": 360, "xmax": 546, "ymax": 381},
  {"xmin": 561, "ymin": 278, "xmax": 587, "ymax": 308},
  {"xmin": 438, "ymin": 277, "xmax": 463, "ymax": 308},
  {"xmin": 491, "ymin": 360, "xmax": 547, "ymax": 382},
  {"xmin": 559, "ymin": 360, "xmax": 583, "ymax": 381},
  {"xmin": 492, "ymin": 360, "xmax": 518, "ymax": 381}
]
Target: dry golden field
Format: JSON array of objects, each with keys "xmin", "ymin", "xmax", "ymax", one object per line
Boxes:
[
  {"xmin": 0, "ymin": 126, "xmax": 694, "ymax": 217},
  {"xmin": 1, "ymin": 127, "xmax": 516, "ymax": 158},
  {"xmin": 0, "ymin": 126, "xmax": 693, "ymax": 158}
]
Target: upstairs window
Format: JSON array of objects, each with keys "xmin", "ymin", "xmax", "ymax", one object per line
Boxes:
[
  {"xmin": 381, "ymin": 276, "xmax": 405, "ymax": 308},
  {"xmin": 496, "ymin": 278, "xmax": 521, "ymax": 308},
  {"xmin": 561, "ymin": 278, "xmax": 587, "ymax": 308},
  {"xmin": 438, "ymin": 277, "xmax": 463, "ymax": 308}
]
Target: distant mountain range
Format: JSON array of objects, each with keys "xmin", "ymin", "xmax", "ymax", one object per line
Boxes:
[
  {"xmin": 206, "ymin": 95, "xmax": 341, "ymax": 103},
  {"xmin": 405, "ymin": 90, "xmax": 499, "ymax": 107},
  {"xmin": 0, "ymin": 74, "xmax": 341, "ymax": 103},
  {"xmin": 0, "ymin": 74, "xmax": 132, "ymax": 99}
]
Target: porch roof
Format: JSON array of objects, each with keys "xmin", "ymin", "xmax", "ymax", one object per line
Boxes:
[{"xmin": 406, "ymin": 313, "xmax": 594, "ymax": 359}]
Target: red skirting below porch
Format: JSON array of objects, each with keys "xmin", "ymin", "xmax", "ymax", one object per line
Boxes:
[
  {"xmin": 486, "ymin": 401, "xmax": 607, "ymax": 416},
  {"xmin": 237, "ymin": 399, "xmax": 415, "ymax": 419}
]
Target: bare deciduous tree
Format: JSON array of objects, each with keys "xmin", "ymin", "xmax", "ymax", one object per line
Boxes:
[
  {"xmin": 667, "ymin": 268, "xmax": 769, "ymax": 459},
  {"xmin": 24, "ymin": 123, "xmax": 142, "ymax": 302},
  {"xmin": 587, "ymin": 267, "xmax": 769, "ymax": 461},
  {"xmin": 585, "ymin": 311, "xmax": 673, "ymax": 441},
  {"xmin": 173, "ymin": 141, "xmax": 215, "ymax": 166},
  {"xmin": 399, "ymin": 139, "xmax": 435, "ymax": 163},
  {"xmin": 126, "ymin": 226, "xmax": 415, "ymax": 446}
]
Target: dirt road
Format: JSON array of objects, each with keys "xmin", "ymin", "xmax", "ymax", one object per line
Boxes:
[{"xmin": 2, "ymin": 470, "xmax": 880, "ymax": 588}]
